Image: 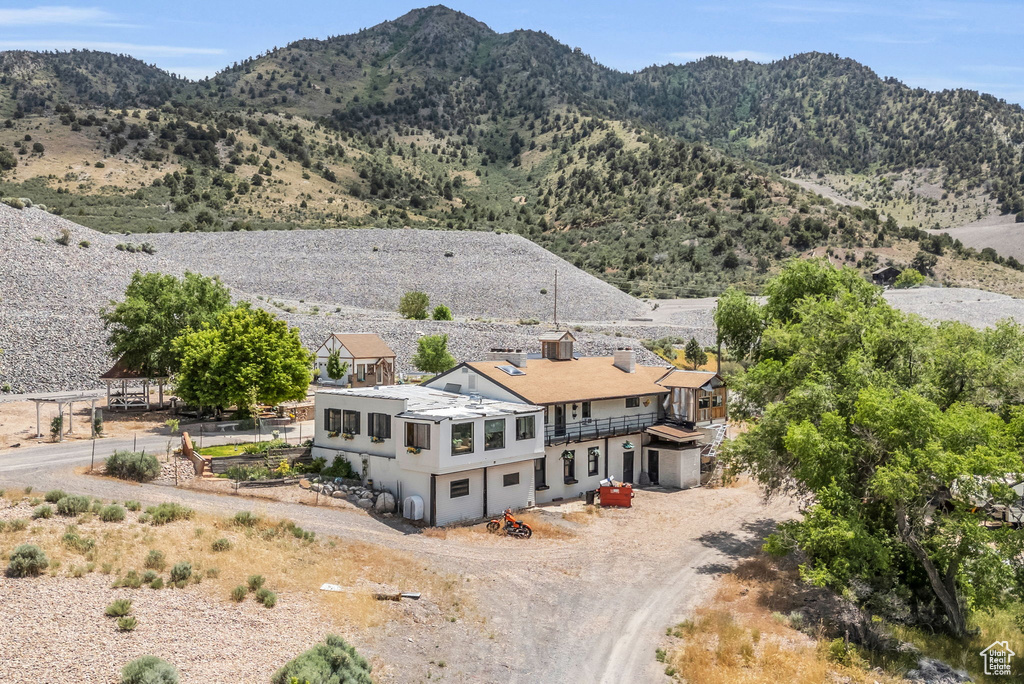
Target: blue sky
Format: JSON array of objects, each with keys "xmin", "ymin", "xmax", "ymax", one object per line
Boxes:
[{"xmin": 1, "ymin": 1, "xmax": 1023, "ymax": 104}]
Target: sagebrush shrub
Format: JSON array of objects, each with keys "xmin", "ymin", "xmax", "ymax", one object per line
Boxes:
[
  {"xmin": 100, "ymin": 504, "xmax": 126, "ymax": 523},
  {"xmin": 120, "ymin": 656, "xmax": 179, "ymax": 684},
  {"xmin": 124, "ymin": 500, "xmax": 141, "ymax": 512},
  {"xmin": 142, "ymin": 570, "xmax": 157, "ymax": 583},
  {"xmin": 56, "ymin": 495, "xmax": 90, "ymax": 516},
  {"xmin": 145, "ymin": 503, "xmax": 193, "ymax": 526},
  {"xmin": 61, "ymin": 531, "xmax": 96, "ymax": 555},
  {"xmin": 9, "ymin": 519, "xmax": 27, "ymax": 532},
  {"xmin": 105, "ymin": 599, "xmax": 132, "ymax": 617},
  {"xmin": 105, "ymin": 450, "xmax": 160, "ymax": 482},
  {"xmin": 149, "ymin": 577, "xmax": 164, "ymax": 590},
  {"xmin": 230, "ymin": 585, "xmax": 247, "ymax": 602},
  {"xmin": 44, "ymin": 489, "xmax": 67, "ymax": 503},
  {"xmin": 144, "ymin": 549, "xmax": 166, "ymax": 570},
  {"xmin": 32, "ymin": 504, "xmax": 53, "ymax": 519},
  {"xmin": 116, "ymin": 571, "xmax": 142, "ymax": 589},
  {"xmin": 6, "ymin": 544, "xmax": 49, "ymax": 577},
  {"xmin": 271, "ymin": 634, "xmax": 372, "ymax": 684},
  {"xmin": 169, "ymin": 562, "xmax": 192, "ymax": 585},
  {"xmin": 211, "ymin": 538, "xmax": 232, "ymax": 552},
  {"xmin": 232, "ymin": 511, "xmax": 260, "ymax": 527},
  {"xmin": 247, "ymin": 574, "xmax": 265, "ymax": 592}
]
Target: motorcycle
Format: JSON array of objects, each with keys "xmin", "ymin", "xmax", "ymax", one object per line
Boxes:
[{"xmin": 487, "ymin": 508, "xmax": 533, "ymax": 539}]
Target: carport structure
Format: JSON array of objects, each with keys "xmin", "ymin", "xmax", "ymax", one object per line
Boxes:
[{"xmin": 30, "ymin": 393, "xmax": 99, "ymax": 441}]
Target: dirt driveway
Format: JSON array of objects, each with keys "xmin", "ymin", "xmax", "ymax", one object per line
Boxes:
[{"xmin": 0, "ymin": 439, "xmax": 794, "ymax": 683}]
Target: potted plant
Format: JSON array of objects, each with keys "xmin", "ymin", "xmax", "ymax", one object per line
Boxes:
[
  {"xmin": 407, "ymin": 446, "xmax": 422, "ymax": 454},
  {"xmin": 371, "ymin": 436, "xmax": 385, "ymax": 444},
  {"xmin": 328, "ymin": 430, "xmax": 340, "ymax": 438},
  {"xmin": 561, "ymin": 450, "xmax": 575, "ymax": 461},
  {"xmin": 342, "ymin": 432, "xmax": 355, "ymax": 440}
]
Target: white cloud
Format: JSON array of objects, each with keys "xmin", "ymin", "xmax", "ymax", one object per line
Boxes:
[
  {"xmin": 0, "ymin": 39, "xmax": 225, "ymax": 57},
  {"xmin": 0, "ymin": 6, "xmax": 126, "ymax": 27},
  {"xmin": 669, "ymin": 50, "xmax": 776, "ymax": 63}
]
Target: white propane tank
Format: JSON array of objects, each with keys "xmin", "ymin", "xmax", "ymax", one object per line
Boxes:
[{"xmin": 403, "ymin": 495, "xmax": 424, "ymax": 521}]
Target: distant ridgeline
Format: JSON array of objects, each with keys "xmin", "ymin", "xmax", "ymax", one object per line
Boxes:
[{"xmin": 1, "ymin": 6, "xmax": 1022, "ymax": 297}]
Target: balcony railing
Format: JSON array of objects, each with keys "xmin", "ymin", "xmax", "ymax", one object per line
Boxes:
[{"xmin": 544, "ymin": 413, "xmax": 657, "ymax": 446}]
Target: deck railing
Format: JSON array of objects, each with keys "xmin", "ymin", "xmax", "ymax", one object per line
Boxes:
[{"xmin": 544, "ymin": 413, "xmax": 657, "ymax": 446}]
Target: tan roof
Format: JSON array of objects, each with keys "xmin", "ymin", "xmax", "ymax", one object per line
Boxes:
[
  {"xmin": 329, "ymin": 334, "xmax": 395, "ymax": 359},
  {"xmin": 538, "ymin": 331, "xmax": 576, "ymax": 342},
  {"xmin": 467, "ymin": 357, "xmax": 669, "ymax": 405},
  {"xmin": 646, "ymin": 425, "xmax": 702, "ymax": 442},
  {"xmin": 658, "ymin": 370, "xmax": 721, "ymax": 389},
  {"xmin": 100, "ymin": 356, "xmax": 167, "ymax": 380}
]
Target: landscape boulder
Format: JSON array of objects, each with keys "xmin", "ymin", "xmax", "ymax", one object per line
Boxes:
[
  {"xmin": 375, "ymin": 492, "xmax": 396, "ymax": 513},
  {"xmin": 905, "ymin": 658, "xmax": 972, "ymax": 684},
  {"xmin": 356, "ymin": 498, "xmax": 374, "ymax": 509}
]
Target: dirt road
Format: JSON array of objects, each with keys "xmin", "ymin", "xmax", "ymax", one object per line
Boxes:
[{"xmin": 0, "ymin": 439, "xmax": 794, "ymax": 683}]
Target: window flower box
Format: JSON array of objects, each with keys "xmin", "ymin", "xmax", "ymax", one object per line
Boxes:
[
  {"xmin": 328, "ymin": 430, "xmax": 340, "ymax": 438},
  {"xmin": 342, "ymin": 432, "xmax": 355, "ymax": 440},
  {"xmin": 407, "ymin": 446, "xmax": 422, "ymax": 454},
  {"xmin": 371, "ymin": 436, "xmax": 385, "ymax": 444}
]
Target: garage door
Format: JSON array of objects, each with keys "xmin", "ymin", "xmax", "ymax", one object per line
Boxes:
[
  {"xmin": 434, "ymin": 470, "xmax": 484, "ymax": 526},
  {"xmin": 486, "ymin": 461, "xmax": 534, "ymax": 516}
]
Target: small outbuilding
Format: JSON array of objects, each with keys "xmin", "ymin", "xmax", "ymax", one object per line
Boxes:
[{"xmin": 871, "ymin": 266, "xmax": 902, "ymax": 286}]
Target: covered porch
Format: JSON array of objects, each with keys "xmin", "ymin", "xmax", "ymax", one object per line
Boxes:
[{"xmin": 100, "ymin": 356, "xmax": 169, "ymax": 412}]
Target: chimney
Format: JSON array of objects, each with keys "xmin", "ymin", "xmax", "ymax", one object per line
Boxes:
[
  {"xmin": 613, "ymin": 347, "xmax": 636, "ymax": 373},
  {"xmin": 486, "ymin": 348, "xmax": 528, "ymax": 368}
]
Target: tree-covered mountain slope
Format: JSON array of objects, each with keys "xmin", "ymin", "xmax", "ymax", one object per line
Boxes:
[{"xmin": 0, "ymin": 5, "xmax": 1021, "ymax": 297}]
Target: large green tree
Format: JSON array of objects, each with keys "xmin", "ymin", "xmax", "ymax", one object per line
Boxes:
[
  {"xmin": 101, "ymin": 271, "xmax": 231, "ymax": 376},
  {"xmin": 172, "ymin": 304, "xmax": 312, "ymax": 414},
  {"xmin": 724, "ymin": 259, "xmax": 1024, "ymax": 637},
  {"xmin": 412, "ymin": 334, "xmax": 456, "ymax": 375}
]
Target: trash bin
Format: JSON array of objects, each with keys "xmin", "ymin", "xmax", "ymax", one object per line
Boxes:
[
  {"xmin": 585, "ymin": 489, "xmax": 596, "ymax": 506},
  {"xmin": 598, "ymin": 484, "xmax": 634, "ymax": 508}
]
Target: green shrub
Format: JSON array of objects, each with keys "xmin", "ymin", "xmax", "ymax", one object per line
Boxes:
[
  {"xmin": 320, "ymin": 456, "xmax": 356, "ymax": 479},
  {"xmin": 230, "ymin": 585, "xmax": 247, "ymax": 602},
  {"xmin": 150, "ymin": 577, "xmax": 164, "ymax": 590},
  {"xmin": 117, "ymin": 616, "xmax": 138, "ymax": 632},
  {"xmin": 90, "ymin": 499, "xmax": 103, "ymax": 514},
  {"xmin": 398, "ymin": 290, "xmax": 429, "ymax": 320},
  {"xmin": 100, "ymin": 504, "xmax": 126, "ymax": 522},
  {"xmin": 105, "ymin": 599, "xmax": 132, "ymax": 617},
  {"xmin": 260, "ymin": 590, "xmax": 277, "ymax": 608},
  {"xmin": 9, "ymin": 518, "xmax": 27, "ymax": 532},
  {"xmin": 271, "ymin": 634, "xmax": 372, "ymax": 684},
  {"xmin": 431, "ymin": 304, "xmax": 453, "ymax": 321},
  {"xmin": 141, "ymin": 570, "xmax": 158, "ymax": 583},
  {"xmin": 56, "ymin": 495, "xmax": 90, "ymax": 516},
  {"xmin": 62, "ymin": 530, "xmax": 96, "ymax": 555},
  {"xmin": 6, "ymin": 544, "xmax": 49, "ymax": 577},
  {"xmin": 211, "ymin": 538, "xmax": 232, "ymax": 552},
  {"xmin": 247, "ymin": 574, "xmax": 265, "ymax": 592},
  {"xmin": 44, "ymin": 489, "xmax": 67, "ymax": 503},
  {"xmin": 105, "ymin": 450, "xmax": 160, "ymax": 481},
  {"xmin": 32, "ymin": 504, "xmax": 53, "ymax": 519},
  {"xmin": 144, "ymin": 549, "xmax": 166, "ymax": 570},
  {"xmin": 120, "ymin": 656, "xmax": 179, "ymax": 684},
  {"xmin": 233, "ymin": 511, "xmax": 260, "ymax": 527},
  {"xmin": 125, "ymin": 500, "xmax": 141, "ymax": 512},
  {"xmin": 145, "ymin": 503, "xmax": 193, "ymax": 525},
  {"xmin": 240, "ymin": 438, "xmax": 288, "ymax": 455},
  {"xmin": 169, "ymin": 562, "xmax": 192, "ymax": 585},
  {"xmin": 116, "ymin": 571, "xmax": 143, "ymax": 589},
  {"xmin": 205, "ymin": 567, "xmax": 219, "ymax": 578}
]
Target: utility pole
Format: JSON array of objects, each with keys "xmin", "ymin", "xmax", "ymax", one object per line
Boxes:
[{"xmin": 553, "ymin": 269, "xmax": 558, "ymax": 329}]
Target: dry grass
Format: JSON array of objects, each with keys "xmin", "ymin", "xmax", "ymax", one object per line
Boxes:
[
  {"xmin": 663, "ymin": 558, "xmax": 904, "ymax": 684},
  {"xmin": 515, "ymin": 513, "xmax": 575, "ymax": 540},
  {"xmin": 561, "ymin": 506, "xmax": 603, "ymax": 524},
  {"xmin": 0, "ymin": 494, "xmax": 460, "ymax": 630}
]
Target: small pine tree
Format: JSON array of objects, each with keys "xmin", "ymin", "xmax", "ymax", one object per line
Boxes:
[
  {"xmin": 685, "ymin": 337, "xmax": 708, "ymax": 370},
  {"xmin": 431, "ymin": 304, "xmax": 453, "ymax": 321},
  {"xmin": 326, "ymin": 349, "xmax": 349, "ymax": 381}
]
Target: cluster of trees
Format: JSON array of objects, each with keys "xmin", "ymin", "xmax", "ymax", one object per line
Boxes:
[
  {"xmin": 102, "ymin": 271, "xmax": 311, "ymax": 416},
  {"xmin": 716, "ymin": 260, "xmax": 1024, "ymax": 637},
  {"xmin": 399, "ymin": 291, "xmax": 452, "ymax": 321}
]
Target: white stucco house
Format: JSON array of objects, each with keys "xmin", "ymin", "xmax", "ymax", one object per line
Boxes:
[
  {"xmin": 311, "ymin": 333, "xmax": 728, "ymax": 525},
  {"xmin": 312, "ymin": 385, "xmax": 544, "ymax": 526},
  {"xmin": 313, "ymin": 333, "xmax": 396, "ymax": 387}
]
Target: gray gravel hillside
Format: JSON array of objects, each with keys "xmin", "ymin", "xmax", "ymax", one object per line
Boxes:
[
  {"xmin": 125, "ymin": 228, "xmax": 645, "ymax": 321},
  {"xmin": 0, "ymin": 207, "xmax": 664, "ymax": 393}
]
